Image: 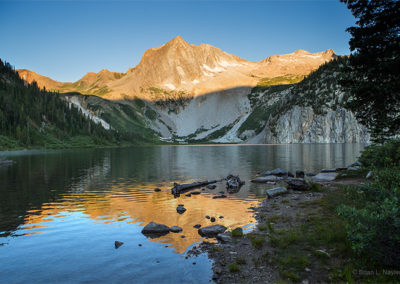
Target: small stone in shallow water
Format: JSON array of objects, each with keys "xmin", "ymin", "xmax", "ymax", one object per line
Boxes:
[
  {"xmin": 181, "ymin": 235, "xmax": 185, "ymax": 238},
  {"xmin": 213, "ymin": 195, "xmax": 227, "ymax": 199},
  {"xmin": 206, "ymin": 184, "xmax": 217, "ymax": 190},
  {"xmin": 170, "ymin": 226, "xmax": 183, "ymax": 233},
  {"xmin": 185, "ymin": 193, "xmax": 191, "ymax": 197},
  {"xmin": 219, "ymin": 191, "xmax": 225, "ymax": 194},
  {"xmin": 138, "ymin": 244, "xmax": 142, "ymax": 246},
  {"xmin": 219, "ymin": 216, "xmax": 224, "ymax": 219},
  {"xmin": 177, "ymin": 205, "xmax": 186, "ymax": 214},
  {"xmin": 210, "ymin": 217, "xmax": 216, "ymax": 222},
  {"xmin": 205, "ymin": 216, "xmax": 211, "ymax": 219},
  {"xmin": 191, "ymin": 191, "xmax": 201, "ymax": 195},
  {"xmin": 193, "ymin": 224, "xmax": 201, "ymax": 228},
  {"xmin": 192, "ymin": 262, "xmax": 196, "ymax": 265},
  {"xmin": 115, "ymin": 241, "xmax": 124, "ymax": 249},
  {"xmin": 154, "ymin": 188, "xmax": 161, "ymax": 192}
]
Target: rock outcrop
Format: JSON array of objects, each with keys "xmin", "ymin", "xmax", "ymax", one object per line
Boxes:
[{"xmin": 263, "ymin": 106, "xmax": 369, "ymax": 143}]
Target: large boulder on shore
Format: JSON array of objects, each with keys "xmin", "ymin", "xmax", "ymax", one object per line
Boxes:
[
  {"xmin": 263, "ymin": 168, "xmax": 287, "ymax": 176},
  {"xmin": 286, "ymin": 178, "xmax": 310, "ymax": 191},
  {"xmin": 142, "ymin": 222, "xmax": 170, "ymax": 237},
  {"xmin": 198, "ymin": 225, "xmax": 227, "ymax": 237},
  {"xmin": 266, "ymin": 187, "xmax": 287, "ymax": 197},
  {"xmin": 251, "ymin": 175, "xmax": 283, "ymax": 183},
  {"xmin": 312, "ymin": 172, "xmax": 338, "ymax": 182}
]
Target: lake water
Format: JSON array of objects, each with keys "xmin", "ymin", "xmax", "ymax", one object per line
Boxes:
[{"xmin": 0, "ymin": 144, "xmax": 364, "ymax": 284}]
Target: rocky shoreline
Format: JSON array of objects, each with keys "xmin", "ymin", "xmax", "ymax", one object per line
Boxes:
[{"xmin": 186, "ymin": 165, "xmax": 367, "ymax": 283}]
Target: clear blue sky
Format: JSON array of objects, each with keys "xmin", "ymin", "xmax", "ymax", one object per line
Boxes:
[{"xmin": 0, "ymin": 0, "xmax": 355, "ymax": 82}]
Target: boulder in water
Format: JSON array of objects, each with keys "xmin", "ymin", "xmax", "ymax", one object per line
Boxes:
[
  {"xmin": 142, "ymin": 222, "xmax": 170, "ymax": 237},
  {"xmin": 198, "ymin": 225, "xmax": 227, "ymax": 237}
]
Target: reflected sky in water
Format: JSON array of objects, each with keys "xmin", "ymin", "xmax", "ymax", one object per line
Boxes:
[{"xmin": 0, "ymin": 144, "xmax": 364, "ymax": 283}]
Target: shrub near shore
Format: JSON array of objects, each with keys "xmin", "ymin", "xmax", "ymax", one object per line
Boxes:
[{"xmin": 338, "ymin": 139, "xmax": 400, "ymax": 270}]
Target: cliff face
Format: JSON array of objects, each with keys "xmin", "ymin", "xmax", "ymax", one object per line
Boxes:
[{"xmin": 262, "ymin": 106, "xmax": 369, "ymax": 143}]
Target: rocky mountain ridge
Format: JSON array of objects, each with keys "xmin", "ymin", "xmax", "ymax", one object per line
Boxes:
[
  {"xmin": 18, "ymin": 36, "xmax": 336, "ymax": 101},
  {"xmin": 14, "ymin": 38, "xmax": 369, "ymax": 144}
]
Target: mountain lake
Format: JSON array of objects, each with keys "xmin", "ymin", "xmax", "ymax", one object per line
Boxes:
[{"xmin": 0, "ymin": 144, "xmax": 365, "ymax": 283}]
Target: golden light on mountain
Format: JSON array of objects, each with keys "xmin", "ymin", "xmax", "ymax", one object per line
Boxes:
[{"xmin": 17, "ymin": 36, "xmax": 336, "ymax": 101}]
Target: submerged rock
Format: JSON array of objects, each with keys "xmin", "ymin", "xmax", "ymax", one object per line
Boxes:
[
  {"xmin": 210, "ymin": 217, "xmax": 216, "ymax": 222},
  {"xmin": 312, "ymin": 172, "xmax": 338, "ymax": 182},
  {"xmin": 191, "ymin": 191, "xmax": 201, "ymax": 195},
  {"xmin": 170, "ymin": 226, "xmax": 183, "ymax": 233},
  {"xmin": 154, "ymin": 188, "xmax": 161, "ymax": 192},
  {"xmin": 198, "ymin": 225, "xmax": 227, "ymax": 237},
  {"xmin": 206, "ymin": 185, "xmax": 216, "ymax": 190},
  {"xmin": 115, "ymin": 241, "xmax": 124, "ymax": 249},
  {"xmin": 266, "ymin": 187, "xmax": 288, "ymax": 198},
  {"xmin": 296, "ymin": 170, "xmax": 305, "ymax": 178},
  {"xmin": 142, "ymin": 222, "xmax": 170, "ymax": 237},
  {"xmin": 193, "ymin": 224, "xmax": 202, "ymax": 229}
]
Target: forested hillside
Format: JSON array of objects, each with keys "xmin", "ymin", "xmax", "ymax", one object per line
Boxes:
[{"xmin": 0, "ymin": 60, "xmax": 157, "ymax": 150}]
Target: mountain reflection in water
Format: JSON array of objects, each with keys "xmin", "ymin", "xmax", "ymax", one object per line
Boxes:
[{"xmin": 0, "ymin": 144, "xmax": 364, "ymax": 283}]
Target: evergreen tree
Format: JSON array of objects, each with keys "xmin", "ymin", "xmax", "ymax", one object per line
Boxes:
[{"xmin": 340, "ymin": 0, "xmax": 400, "ymax": 142}]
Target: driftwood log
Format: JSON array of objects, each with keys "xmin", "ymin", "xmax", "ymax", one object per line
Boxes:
[{"xmin": 171, "ymin": 180, "xmax": 219, "ymax": 197}]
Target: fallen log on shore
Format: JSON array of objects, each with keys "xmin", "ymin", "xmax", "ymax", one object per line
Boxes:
[{"xmin": 171, "ymin": 180, "xmax": 219, "ymax": 197}]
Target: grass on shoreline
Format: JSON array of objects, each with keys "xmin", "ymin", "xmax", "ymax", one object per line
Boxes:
[{"xmin": 260, "ymin": 176, "xmax": 400, "ymax": 283}]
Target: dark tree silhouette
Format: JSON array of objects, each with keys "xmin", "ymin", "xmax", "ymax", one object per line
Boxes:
[{"xmin": 340, "ymin": 0, "xmax": 400, "ymax": 142}]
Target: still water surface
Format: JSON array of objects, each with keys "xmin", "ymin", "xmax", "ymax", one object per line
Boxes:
[{"xmin": 0, "ymin": 144, "xmax": 364, "ymax": 283}]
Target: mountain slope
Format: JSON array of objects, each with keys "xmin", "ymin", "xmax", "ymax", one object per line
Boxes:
[
  {"xmin": 0, "ymin": 60, "xmax": 159, "ymax": 150},
  {"xmin": 223, "ymin": 57, "xmax": 370, "ymax": 143},
  {"xmin": 17, "ymin": 36, "xmax": 336, "ymax": 101}
]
